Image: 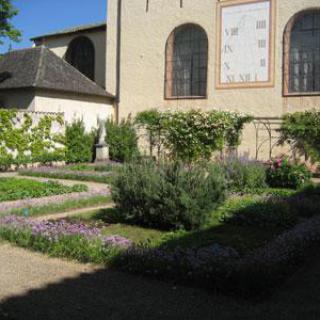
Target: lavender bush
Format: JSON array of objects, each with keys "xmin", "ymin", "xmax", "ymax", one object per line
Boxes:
[
  {"xmin": 20, "ymin": 166, "xmax": 113, "ymax": 184},
  {"xmin": 0, "ymin": 216, "xmax": 132, "ymax": 263}
]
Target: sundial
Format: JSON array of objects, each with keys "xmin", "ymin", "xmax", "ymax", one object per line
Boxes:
[{"xmin": 217, "ymin": 0, "xmax": 275, "ymax": 89}]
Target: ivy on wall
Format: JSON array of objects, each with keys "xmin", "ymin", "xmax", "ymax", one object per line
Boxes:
[{"xmin": 0, "ymin": 109, "xmax": 66, "ymax": 169}]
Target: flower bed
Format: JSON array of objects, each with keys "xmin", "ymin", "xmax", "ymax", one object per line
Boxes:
[
  {"xmin": 0, "ymin": 178, "xmax": 87, "ymax": 202},
  {"xmin": 20, "ymin": 166, "xmax": 113, "ymax": 184},
  {"xmin": 0, "ymin": 216, "xmax": 132, "ymax": 263}
]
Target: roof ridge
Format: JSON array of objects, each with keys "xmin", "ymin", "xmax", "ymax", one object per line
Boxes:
[
  {"xmin": 33, "ymin": 46, "xmax": 46, "ymax": 87},
  {"xmin": 31, "ymin": 22, "xmax": 106, "ymax": 41}
]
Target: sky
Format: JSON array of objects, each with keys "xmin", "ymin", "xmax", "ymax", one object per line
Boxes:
[{"xmin": 1, "ymin": 0, "xmax": 107, "ymax": 53}]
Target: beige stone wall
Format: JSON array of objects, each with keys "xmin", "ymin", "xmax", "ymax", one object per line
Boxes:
[
  {"xmin": 106, "ymin": 0, "xmax": 320, "ymax": 159},
  {"xmin": 38, "ymin": 30, "xmax": 106, "ymax": 88},
  {"xmin": 33, "ymin": 90, "xmax": 114, "ymax": 131}
]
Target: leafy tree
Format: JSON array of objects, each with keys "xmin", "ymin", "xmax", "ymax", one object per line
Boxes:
[{"xmin": 0, "ymin": 0, "xmax": 21, "ymax": 45}]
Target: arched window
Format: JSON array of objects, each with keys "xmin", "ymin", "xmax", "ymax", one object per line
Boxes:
[
  {"xmin": 284, "ymin": 11, "xmax": 320, "ymax": 95},
  {"xmin": 165, "ymin": 24, "xmax": 208, "ymax": 98},
  {"xmin": 65, "ymin": 36, "xmax": 95, "ymax": 81}
]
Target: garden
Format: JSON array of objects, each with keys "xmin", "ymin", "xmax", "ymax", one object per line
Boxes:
[{"xmin": 0, "ymin": 108, "xmax": 320, "ymax": 297}]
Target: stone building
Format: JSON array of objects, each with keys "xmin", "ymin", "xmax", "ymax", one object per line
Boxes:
[
  {"xmin": 105, "ymin": 0, "xmax": 320, "ymax": 159},
  {"xmin": 0, "ymin": 0, "xmax": 319, "ymax": 158}
]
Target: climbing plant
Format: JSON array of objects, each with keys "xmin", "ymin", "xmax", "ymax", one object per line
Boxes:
[
  {"xmin": 135, "ymin": 109, "xmax": 253, "ymax": 163},
  {"xmin": 279, "ymin": 109, "xmax": 320, "ymax": 162},
  {"xmin": 0, "ymin": 109, "xmax": 65, "ymax": 170}
]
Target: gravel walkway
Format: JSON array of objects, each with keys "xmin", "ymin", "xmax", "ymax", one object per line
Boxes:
[
  {"xmin": 0, "ymin": 173, "xmax": 110, "ymax": 214},
  {"xmin": 33, "ymin": 203, "xmax": 114, "ymax": 221},
  {"xmin": 1, "ymin": 243, "xmax": 320, "ymax": 319}
]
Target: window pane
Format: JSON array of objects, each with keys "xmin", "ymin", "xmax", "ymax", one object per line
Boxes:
[
  {"xmin": 168, "ymin": 25, "xmax": 208, "ymax": 97},
  {"xmin": 66, "ymin": 37, "xmax": 95, "ymax": 81},
  {"xmin": 289, "ymin": 12, "xmax": 320, "ymax": 93}
]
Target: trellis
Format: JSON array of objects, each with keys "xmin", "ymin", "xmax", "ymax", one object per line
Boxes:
[{"xmin": 253, "ymin": 117, "xmax": 282, "ymax": 161}]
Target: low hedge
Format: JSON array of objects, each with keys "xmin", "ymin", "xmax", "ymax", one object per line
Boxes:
[{"xmin": 112, "ymin": 213, "xmax": 320, "ymax": 296}]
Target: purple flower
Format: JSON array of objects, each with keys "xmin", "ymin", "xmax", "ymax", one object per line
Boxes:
[{"xmin": 0, "ymin": 216, "xmax": 132, "ymax": 249}]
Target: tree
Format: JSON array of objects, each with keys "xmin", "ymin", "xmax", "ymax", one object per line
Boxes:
[{"xmin": 0, "ymin": 0, "xmax": 21, "ymax": 45}]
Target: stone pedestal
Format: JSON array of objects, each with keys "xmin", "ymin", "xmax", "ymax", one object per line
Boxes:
[{"xmin": 95, "ymin": 144, "xmax": 109, "ymax": 162}]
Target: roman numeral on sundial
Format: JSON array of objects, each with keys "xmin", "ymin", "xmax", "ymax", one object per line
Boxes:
[
  {"xmin": 239, "ymin": 74, "xmax": 251, "ymax": 82},
  {"xmin": 222, "ymin": 45, "xmax": 233, "ymax": 54},
  {"xmin": 226, "ymin": 75, "xmax": 235, "ymax": 83}
]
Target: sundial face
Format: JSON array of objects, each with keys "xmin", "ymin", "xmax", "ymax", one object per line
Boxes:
[{"xmin": 217, "ymin": 0, "xmax": 275, "ymax": 88}]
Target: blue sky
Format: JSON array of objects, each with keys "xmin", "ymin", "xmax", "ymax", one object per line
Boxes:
[{"xmin": 1, "ymin": 0, "xmax": 107, "ymax": 53}]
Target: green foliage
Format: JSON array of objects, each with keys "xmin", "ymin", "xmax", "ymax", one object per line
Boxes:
[
  {"xmin": 266, "ymin": 159, "xmax": 312, "ymax": 189},
  {"xmin": 0, "ymin": 177, "xmax": 87, "ymax": 202},
  {"xmin": 0, "ymin": 109, "xmax": 65, "ymax": 170},
  {"xmin": 65, "ymin": 120, "xmax": 95, "ymax": 163},
  {"xmin": 223, "ymin": 159, "xmax": 267, "ymax": 191},
  {"xmin": 279, "ymin": 110, "xmax": 320, "ymax": 162},
  {"xmin": 135, "ymin": 109, "xmax": 253, "ymax": 163},
  {"xmin": 135, "ymin": 109, "xmax": 165, "ymax": 158},
  {"xmin": 106, "ymin": 118, "xmax": 139, "ymax": 162},
  {"xmin": 0, "ymin": 0, "xmax": 21, "ymax": 45},
  {"xmin": 111, "ymin": 160, "xmax": 227, "ymax": 231},
  {"xmin": 220, "ymin": 196, "xmax": 296, "ymax": 228}
]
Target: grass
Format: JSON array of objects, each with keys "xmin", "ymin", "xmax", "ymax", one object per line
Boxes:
[
  {"xmin": 66, "ymin": 196, "xmax": 284, "ymax": 253},
  {"xmin": 0, "ymin": 178, "xmax": 87, "ymax": 202},
  {"xmin": 67, "ymin": 208, "xmax": 165, "ymax": 245},
  {"xmin": 4, "ymin": 196, "xmax": 112, "ymax": 217}
]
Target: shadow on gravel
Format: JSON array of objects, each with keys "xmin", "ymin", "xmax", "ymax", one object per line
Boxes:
[
  {"xmin": 0, "ymin": 268, "xmax": 232, "ymax": 320},
  {"xmin": 1, "ymin": 259, "xmax": 320, "ymax": 320}
]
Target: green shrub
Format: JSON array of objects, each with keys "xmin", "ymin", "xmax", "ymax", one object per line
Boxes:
[
  {"xmin": 223, "ymin": 159, "xmax": 267, "ymax": 191},
  {"xmin": 106, "ymin": 118, "xmax": 139, "ymax": 162},
  {"xmin": 266, "ymin": 159, "xmax": 312, "ymax": 189},
  {"xmin": 279, "ymin": 110, "xmax": 320, "ymax": 162},
  {"xmin": 111, "ymin": 160, "xmax": 227, "ymax": 230},
  {"xmin": 220, "ymin": 196, "xmax": 296, "ymax": 228},
  {"xmin": 65, "ymin": 120, "xmax": 95, "ymax": 163}
]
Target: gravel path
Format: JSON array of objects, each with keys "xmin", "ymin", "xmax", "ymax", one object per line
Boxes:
[
  {"xmin": 33, "ymin": 203, "xmax": 114, "ymax": 221},
  {"xmin": 1, "ymin": 243, "xmax": 320, "ymax": 320},
  {"xmin": 0, "ymin": 173, "xmax": 110, "ymax": 214}
]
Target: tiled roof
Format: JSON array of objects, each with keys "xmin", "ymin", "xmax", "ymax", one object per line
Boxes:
[{"xmin": 0, "ymin": 46, "xmax": 113, "ymax": 98}]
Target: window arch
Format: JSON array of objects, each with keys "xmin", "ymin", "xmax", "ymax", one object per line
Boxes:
[
  {"xmin": 165, "ymin": 24, "xmax": 208, "ymax": 98},
  {"xmin": 284, "ymin": 10, "xmax": 320, "ymax": 95},
  {"xmin": 65, "ymin": 36, "xmax": 95, "ymax": 81}
]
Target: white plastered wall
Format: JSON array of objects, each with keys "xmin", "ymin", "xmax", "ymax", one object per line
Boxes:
[{"xmin": 33, "ymin": 90, "xmax": 114, "ymax": 131}]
